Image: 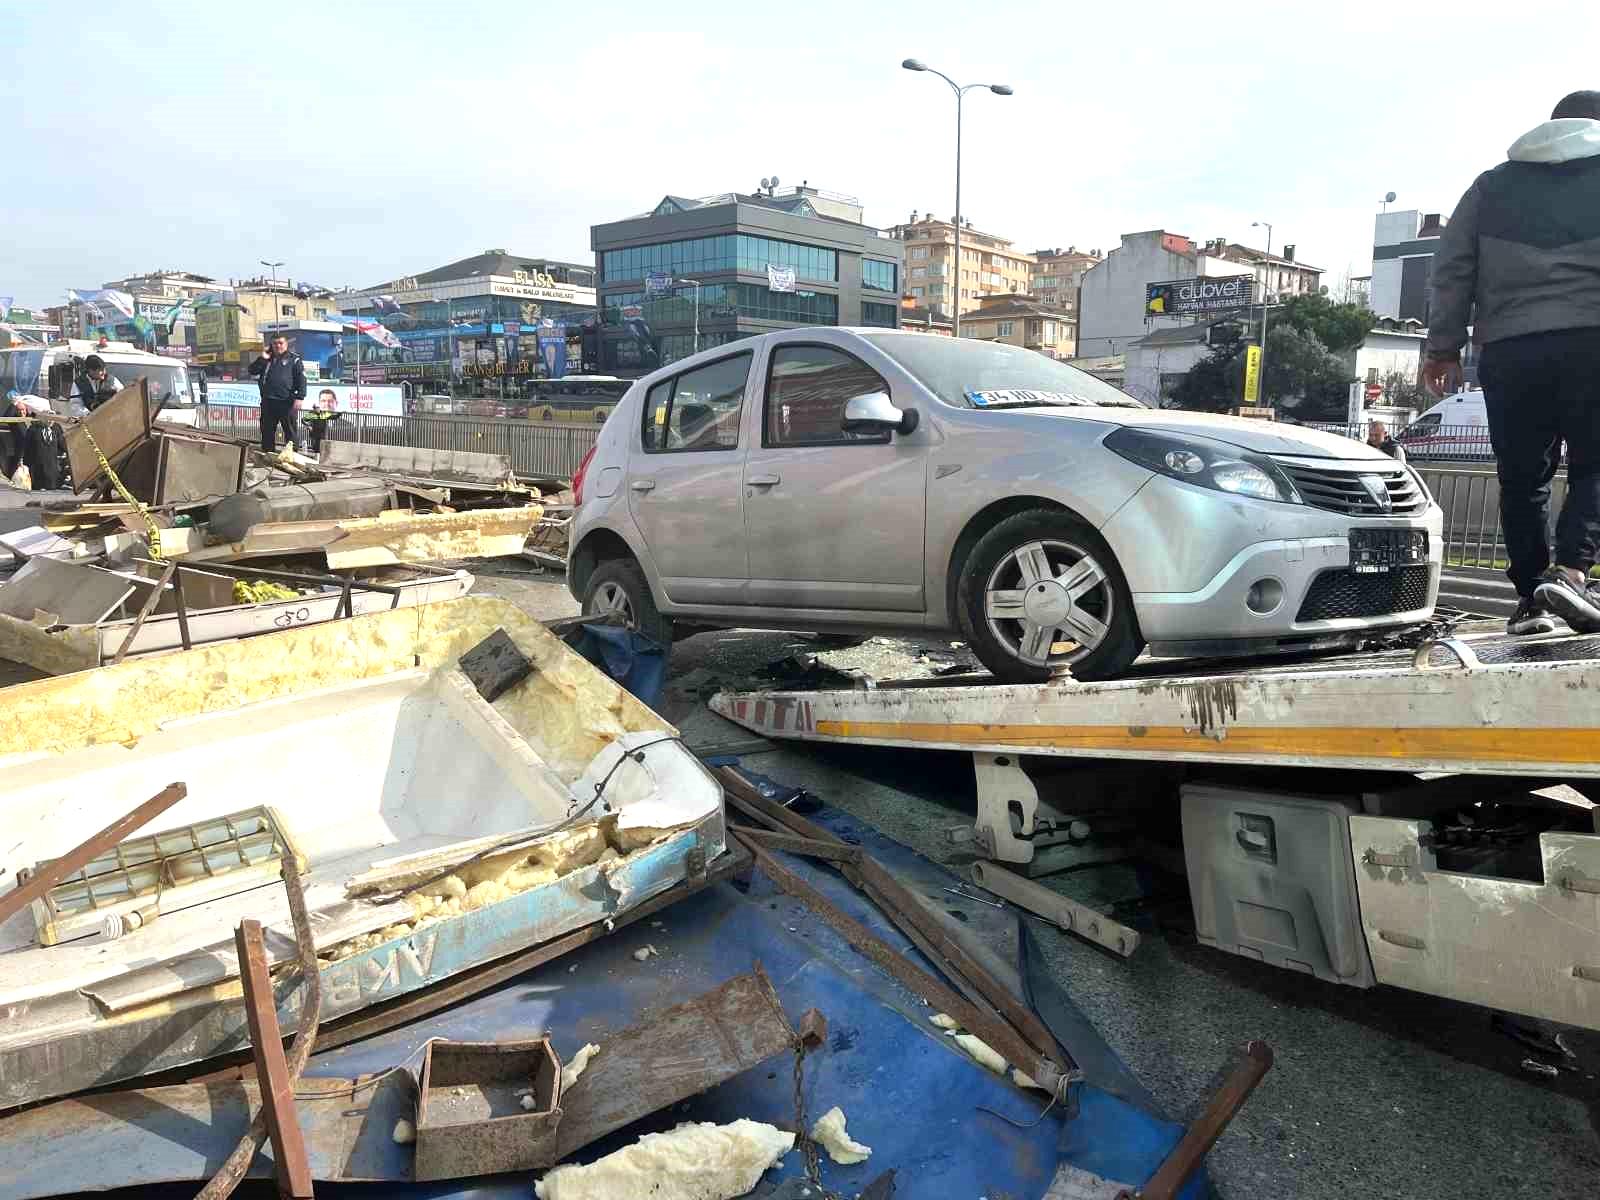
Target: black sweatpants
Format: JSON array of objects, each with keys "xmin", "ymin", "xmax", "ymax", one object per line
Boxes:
[
  {"xmin": 1480, "ymin": 327, "xmax": 1600, "ymax": 597},
  {"xmin": 260, "ymin": 402, "xmax": 298, "ymax": 453}
]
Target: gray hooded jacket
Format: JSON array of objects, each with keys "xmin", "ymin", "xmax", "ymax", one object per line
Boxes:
[{"xmin": 1426, "ymin": 118, "xmax": 1600, "ymax": 357}]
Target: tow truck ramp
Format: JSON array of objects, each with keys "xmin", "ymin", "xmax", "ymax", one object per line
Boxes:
[{"xmin": 711, "ymin": 628, "xmax": 1600, "ymax": 1033}]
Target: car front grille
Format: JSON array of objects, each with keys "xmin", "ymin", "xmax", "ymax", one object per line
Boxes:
[
  {"xmin": 1276, "ymin": 462, "xmax": 1429, "ymax": 517},
  {"xmin": 1296, "ymin": 565, "xmax": 1433, "ymax": 622}
]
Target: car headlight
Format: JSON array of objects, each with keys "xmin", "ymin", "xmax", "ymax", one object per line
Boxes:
[{"xmin": 1104, "ymin": 427, "xmax": 1302, "ymax": 504}]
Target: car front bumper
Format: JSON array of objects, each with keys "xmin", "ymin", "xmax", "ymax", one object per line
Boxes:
[{"xmin": 1101, "ymin": 473, "xmax": 1444, "ymax": 650}]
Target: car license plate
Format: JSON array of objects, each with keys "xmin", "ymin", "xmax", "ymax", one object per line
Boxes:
[{"xmin": 1350, "ymin": 529, "xmax": 1428, "ymax": 574}]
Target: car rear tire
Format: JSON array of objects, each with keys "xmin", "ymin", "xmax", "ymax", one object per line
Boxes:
[
  {"xmin": 583, "ymin": 558, "xmax": 674, "ymax": 648},
  {"xmin": 957, "ymin": 510, "xmax": 1143, "ymax": 683}
]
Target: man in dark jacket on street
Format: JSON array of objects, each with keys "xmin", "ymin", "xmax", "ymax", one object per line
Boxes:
[
  {"xmin": 249, "ymin": 334, "xmax": 306, "ymax": 452},
  {"xmin": 1424, "ymin": 90, "xmax": 1600, "ymax": 636}
]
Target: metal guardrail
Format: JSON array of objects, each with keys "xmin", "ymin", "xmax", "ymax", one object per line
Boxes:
[
  {"xmin": 196, "ymin": 406, "xmax": 600, "ymax": 479},
  {"xmin": 1308, "ymin": 422, "xmax": 1496, "ymax": 464}
]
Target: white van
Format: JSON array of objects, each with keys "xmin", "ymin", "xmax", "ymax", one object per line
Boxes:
[
  {"xmin": 1398, "ymin": 389, "xmax": 1491, "ymax": 461},
  {"xmin": 0, "ymin": 339, "xmax": 199, "ymax": 426}
]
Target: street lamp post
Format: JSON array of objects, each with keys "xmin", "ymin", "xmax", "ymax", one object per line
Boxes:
[
  {"xmin": 902, "ymin": 59, "xmax": 1012, "ymax": 338},
  {"xmin": 1251, "ymin": 220, "xmax": 1273, "ymax": 404},
  {"xmin": 260, "ymin": 259, "xmax": 285, "ymax": 332}
]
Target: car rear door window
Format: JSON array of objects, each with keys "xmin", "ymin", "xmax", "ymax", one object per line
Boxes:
[
  {"xmin": 764, "ymin": 344, "xmax": 890, "ymax": 447},
  {"xmin": 641, "ymin": 353, "xmax": 751, "ymax": 452}
]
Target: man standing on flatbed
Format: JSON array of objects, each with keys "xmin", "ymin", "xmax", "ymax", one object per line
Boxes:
[{"xmin": 1424, "ymin": 90, "xmax": 1600, "ymax": 637}]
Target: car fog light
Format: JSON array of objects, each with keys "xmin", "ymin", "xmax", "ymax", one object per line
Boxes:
[{"xmin": 1246, "ymin": 578, "xmax": 1283, "ymax": 615}]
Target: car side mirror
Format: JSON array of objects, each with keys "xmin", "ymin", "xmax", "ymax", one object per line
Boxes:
[{"xmin": 841, "ymin": 390, "xmax": 919, "ymax": 436}]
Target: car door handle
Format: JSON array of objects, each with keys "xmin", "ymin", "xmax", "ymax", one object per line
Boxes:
[
  {"xmin": 747, "ymin": 473, "xmax": 781, "ymax": 487},
  {"xmin": 630, "ymin": 479, "xmax": 656, "ymax": 492}
]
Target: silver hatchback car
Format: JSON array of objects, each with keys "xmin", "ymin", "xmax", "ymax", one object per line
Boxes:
[{"xmin": 568, "ymin": 329, "xmax": 1442, "ymax": 682}]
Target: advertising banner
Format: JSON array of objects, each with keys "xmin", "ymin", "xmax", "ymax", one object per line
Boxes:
[
  {"xmin": 1243, "ymin": 344, "xmax": 1263, "ymax": 404},
  {"xmin": 205, "ymin": 380, "xmax": 405, "ymax": 416},
  {"xmin": 767, "ymin": 264, "xmax": 796, "ymax": 293},
  {"xmin": 644, "ymin": 272, "xmax": 673, "ymax": 298},
  {"xmin": 1146, "ymin": 275, "xmax": 1255, "ymax": 318},
  {"xmin": 196, "ymin": 306, "xmax": 241, "ymax": 351},
  {"xmin": 538, "ymin": 323, "xmax": 567, "ymax": 378}
]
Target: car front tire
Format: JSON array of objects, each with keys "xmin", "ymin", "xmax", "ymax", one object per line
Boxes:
[
  {"xmin": 958, "ymin": 510, "xmax": 1143, "ymax": 683},
  {"xmin": 582, "ymin": 558, "xmax": 674, "ymax": 648}
]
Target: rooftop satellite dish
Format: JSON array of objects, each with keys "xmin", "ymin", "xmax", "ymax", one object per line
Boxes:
[
  {"xmin": 1384, "ymin": 191, "xmax": 1397, "ymax": 203},
  {"xmin": 760, "ymin": 177, "xmax": 770, "ymax": 190}
]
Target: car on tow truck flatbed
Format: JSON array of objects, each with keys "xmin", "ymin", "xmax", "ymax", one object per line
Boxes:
[{"xmin": 568, "ymin": 329, "xmax": 1443, "ymax": 681}]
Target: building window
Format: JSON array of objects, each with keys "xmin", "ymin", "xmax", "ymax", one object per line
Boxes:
[
  {"xmin": 641, "ymin": 352, "xmax": 751, "ymax": 452},
  {"xmin": 765, "ymin": 344, "xmax": 891, "ymax": 447},
  {"xmin": 998, "ymin": 321, "xmax": 1015, "ymax": 336},
  {"xmin": 910, "ymin": 267, "xmax": 925, "ymax": 279},
  {"xmin": 861, "ymin": 301, "xmax": 898, "ymax": 328},
  {"xmin": 909, "ymin": 286, "xmax": 924, "ymax": 298},
  {"xmin": 281, "ymin": 304, "xmax": 297, "ymax": 317},
  {"xmin": 862, "ymin": 259, "xmax": 898, "ymax": 293},
  {"xmin": 1044, "ymin": 321, "xmax": 1056, "ymax": 341},
  {"xmin": 910, "ymin": 246, "xmax": 929, "ymax": 261},
  {"xmin": 656, "ymin": 331, "xmax": 747, "ymax": 366},
  {"xmin": 601, "ymin": 234, "xmax": 838, "ymax": 286}
]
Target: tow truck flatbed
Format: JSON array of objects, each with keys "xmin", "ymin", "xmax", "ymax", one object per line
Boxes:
[
  {"xmin": 711, "ymin": 625, "xmax": 1600, "ymax": 778},
  {"xmin": 712, "ymin": 623, "xmax": 1600, "ymax": 1034}
]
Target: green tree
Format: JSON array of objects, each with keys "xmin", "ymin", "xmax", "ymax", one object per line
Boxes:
[
  {"xmin": 1169, "ymin": 322, "xmax": 1355, "ymax": 419},
  {"xmin": 1273, "ymin": 294, "xmax": 1373, "ymax": 354},
  {"xmin": 1265, "ymin": 325, "xmax": 1355, "ymax": 422}
]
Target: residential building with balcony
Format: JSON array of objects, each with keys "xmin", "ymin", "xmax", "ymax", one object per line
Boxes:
[
  {"xmin": 960, "ymin": 294, "xmax": 1076, "ymax": 358},
  {"xmin": 590, "ymin": 184, "xmax": 903, "ymax": 374},
  {"xmin": 888, "ymin": 212, "xmax": 1034, "ymax": 318},
  {"xmin": 1029, "ymin": 247, "xmax": 1102, "ymax": 311}
]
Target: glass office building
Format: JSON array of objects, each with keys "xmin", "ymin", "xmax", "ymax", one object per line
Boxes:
[{"xmin": 590, "ymin": 185, "xmax": 903, "ymax": 374}]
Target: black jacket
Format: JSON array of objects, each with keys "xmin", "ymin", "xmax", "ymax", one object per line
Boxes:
[
  {"xmin": 1428, "ymin": 118, "xmax": 1600, "ymax": 358},
  {"xmin": 250, "ymin": 352, "xmax": 307, "ymax": 407}
]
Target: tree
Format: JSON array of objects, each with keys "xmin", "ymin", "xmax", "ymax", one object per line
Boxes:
[
  {"xmin": 1380, "ymin": 369, "xmax": 1424, "ymax": 410},
  {"xmin": 1168, "ymin": 322, "xmax": 1355, "ymax": 419},
  {"xmin": 1265, "ymin": 325, "xmax": 1355, "ymax": 422},
  {"xmin": 1272, "ymin": 294, "xmax": 1373, "ymax": 354},
  {"xmin": 1169, "ymin": 326, "xmax": 1246, "ymax": 413}
]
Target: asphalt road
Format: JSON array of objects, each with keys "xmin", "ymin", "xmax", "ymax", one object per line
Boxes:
[{"xmin": 474, "ymin": 567, "xmax": 1600, "ymax": 1200}]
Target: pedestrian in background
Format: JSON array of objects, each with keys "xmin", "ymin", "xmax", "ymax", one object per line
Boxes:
[
  {"xmin": 249, "ymin": 333, "xmax": 306, "ymax": 453},
  {"xmin": 1366, "ymin": 419, "xmax": 1405, "ymax": 461},
  {"xmin": 1424, "ymin": 89, "xmax": 1600, "ymax": 636}
]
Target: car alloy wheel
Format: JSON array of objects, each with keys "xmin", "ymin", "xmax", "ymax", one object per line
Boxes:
[
  {"xmin": 589, "ymin": 579, "xmax": 635, "ymax": 626},
  {"xmin": 983, "ymin": 539, "xmax": 1114, "ymax": 667}
]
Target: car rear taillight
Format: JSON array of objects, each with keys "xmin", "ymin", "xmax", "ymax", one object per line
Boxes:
[{"xmin": 572, "ymin": 444, "xmax": 598, "ymax": 507}]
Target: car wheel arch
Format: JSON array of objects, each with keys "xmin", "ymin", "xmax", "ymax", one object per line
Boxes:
[
  {"xmin": 943, "ymin": 496, "xmax": 1076, "ymax": 626},
  {"xmin": 570, "ymin": 527, "xmax": 642, "ymax": 598}
]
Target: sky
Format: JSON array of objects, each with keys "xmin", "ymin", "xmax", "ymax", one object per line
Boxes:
[{"xmin": 9, "ymin": 0, "xmax": 1599, "ymax": 309}]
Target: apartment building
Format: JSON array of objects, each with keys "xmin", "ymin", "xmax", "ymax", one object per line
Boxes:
[
  {"xmin": 1029, "ymin": 247, "xmax": 1102, "ymax": 311},
  {"xmin": 889, "ymin": 212, "xmax": 1034, "ymax": 317},
  {"xmin": 960, "ymin": 294, "xmax": 1076, "ymax": 358}
]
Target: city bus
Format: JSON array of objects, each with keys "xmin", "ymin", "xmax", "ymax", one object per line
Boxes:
[{"xmin": 523, "ymin": 376, "xmax": 630, "ymax": 424}]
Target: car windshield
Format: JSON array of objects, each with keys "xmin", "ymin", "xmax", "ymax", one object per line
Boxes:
[
  {"xmin": 862, "ymin": 333, "xmax": 1145, "ymax": 410},
  {"xmin": 107, "ymin": 361, "xmax": 193, "ymax": 408}
]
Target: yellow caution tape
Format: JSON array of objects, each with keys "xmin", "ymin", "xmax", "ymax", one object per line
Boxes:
[{"xmin": 80, "ymin": 426, "xmax": 164, "ymax": 560}]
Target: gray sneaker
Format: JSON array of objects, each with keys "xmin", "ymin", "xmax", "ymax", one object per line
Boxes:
[
  {"xmin": 1507, "ymin": 597, "xmax": 1557, "ymax": 636},
  {"xmin": 1534, "ymin": 568, "xmax": 1600, "ymax": 634}
]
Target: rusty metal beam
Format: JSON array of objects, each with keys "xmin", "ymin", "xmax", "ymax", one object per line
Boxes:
[
  {"xmin": 733, "ymin": 829, "xmax": 1069, "ymax": 1099},
  {"xmin": 234, "ymin": 919, "xmax": 314, "ymax": 1199},
  {"xmin": 197, "ymin": 865, "xmax": 322, "ymax": 1200},
  {"xmin": 0, "ymin": 782, "xmax": 187, "ymax": 928},
  {"xmin": 1130, "ymin": 1041, "xmax": 1274, "ymax": 1200},
  {"xmin": 723, "ymin": 776, "xmax": 1068, "ymax": 1070}
]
